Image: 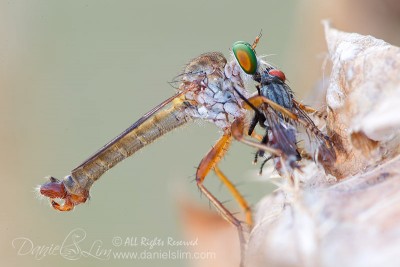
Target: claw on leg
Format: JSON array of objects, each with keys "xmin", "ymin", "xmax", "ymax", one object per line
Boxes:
[{"xmin": 40, "ymin": 177, "xmax": 88, "ymax": 211}]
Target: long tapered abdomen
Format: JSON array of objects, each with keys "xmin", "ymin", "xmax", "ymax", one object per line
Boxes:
[{"xmin": 63, "ymin": 103, "xmax": 191, "ymax": 194}]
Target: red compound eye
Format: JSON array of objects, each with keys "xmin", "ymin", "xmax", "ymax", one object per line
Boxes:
[{"xmin": 269, "ymin": 69, "xmax": 286, "ymax": 82}]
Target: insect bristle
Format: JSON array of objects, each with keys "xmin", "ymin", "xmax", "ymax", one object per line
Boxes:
[{"xmin": 34, "ymin": 185, "xmax": 46, "ymax": 200}]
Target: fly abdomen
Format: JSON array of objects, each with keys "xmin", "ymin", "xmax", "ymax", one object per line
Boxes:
[{"xmin": 68, "ymin": 106, "xmax": 191, "ymax": 193}]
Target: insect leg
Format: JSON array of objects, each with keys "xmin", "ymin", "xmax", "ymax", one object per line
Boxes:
[
  {"xmin": 195, "ymin": 133, "xmax": 247, "ymax": 264},
  {"xmin": 214, "ymin": 165, "xmax": 253, "ymax": 227},
  {"xmin": 243, "ymin": 95, "xmax": 298, "ymax": 120},
  {"xmin": 259, "ymin": 156, "xmax": 273, "ymax": 175},
  {"xmin": 293, "ymin": 99, "xmax": 327, "ymax": 120},
  {"xmin": 257, "ymin": 131, "xmax": 269, "ymax": 158},
  {"xmin": 246, "ymin": 96, "xmax": 334, "ymax": 148},
  {"xmin": 231, "ymin": 117, "xmax": 282, "ymax": 157},
  {"xmin": 248, "ymin": 112, "xmax": 260, "ymax": 136}
]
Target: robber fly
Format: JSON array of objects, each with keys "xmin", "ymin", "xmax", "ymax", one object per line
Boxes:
[
  {"xmin": 38, "ymin": 41, "xmax": 283, "ymax": 265},
  {"xmin": 39, "ymin": 34, "xmax": 336, "ymax": 266}
]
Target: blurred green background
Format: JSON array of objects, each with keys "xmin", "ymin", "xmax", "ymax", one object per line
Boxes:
[{"xmin": 2, "ymin": 1, "xmax": 399, "ymax": 266}]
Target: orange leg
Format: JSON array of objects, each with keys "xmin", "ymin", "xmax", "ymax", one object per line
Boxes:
[
  {"xmin": 243, "ymin": 95, "xmax": 298, "ymax": 120},
  {"xmin": 244, "ymin": 95, "xmax": 332, "ymax": 148},
  {"xmin": 249, "ymin": 129, "xmax": 263, "ymax": 142},
  {"xmin": 197, "ymin": 130, "xmax": 255, "ymax": 226},
  {"xmin": 214, "ymin": 165, "xmax": 253, "ymax": 227},
  {"xmin": 293, "ymin": 99, "xmax": 327, "ymax": 120},
  {"xmin": 196, "ymin": 133, "xmax": 248, "ymax": 265},
  {"xmin": 231, "ymin": 116, "xmax": 282, "ymax": 157},
  {"xmin": 231, "ymin": 117, "xmax": 300, "ymax": 185},
  {"xmin": 245, "ymin": 95, "xmax": 320, "ymax": 135}
]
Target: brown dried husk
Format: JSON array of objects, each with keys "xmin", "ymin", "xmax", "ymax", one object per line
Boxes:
[{"xmin": 245, "ymin": 21, "xmax": 400, "ymax": 267}]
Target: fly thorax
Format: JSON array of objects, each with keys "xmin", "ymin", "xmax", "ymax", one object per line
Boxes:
[
  {"xmin": 182, "ymin": 73, "xmax": 246, "ymax": 129},
  {"xmin": 180, "ymin": 55, "xmax": 248, "ymax": 129},
  {"xmin": 260, "ymin": 72, "xmax": 294, "ymax": 110}
]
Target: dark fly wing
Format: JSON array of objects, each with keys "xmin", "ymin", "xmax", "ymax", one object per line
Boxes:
[
  {"xmin": 249, "ymin": 67, "xmax": 336, "ymax": 173},
  {"xmin": 264, "ymin": 111, "xmax": 301, "ymax": 170},
  {"xmin": 292, "ymin": 101, "xmax": 336, "ymax": 165}
]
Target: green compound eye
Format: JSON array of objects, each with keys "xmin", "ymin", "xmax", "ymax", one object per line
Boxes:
[{"xmin": 232, "ymin": 41, "xmax": 258, "ymax": 74}]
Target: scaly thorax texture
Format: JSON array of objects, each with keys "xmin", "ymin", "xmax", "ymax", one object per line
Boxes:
[{"xmin": 179, "ymin": 52, "xmax": 249, "ymax": 129}]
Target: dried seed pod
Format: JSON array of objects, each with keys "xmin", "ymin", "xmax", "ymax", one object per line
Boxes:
[{"xmin": 246, "ymin": 22, "xmax": 400, "ymax": 267}]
